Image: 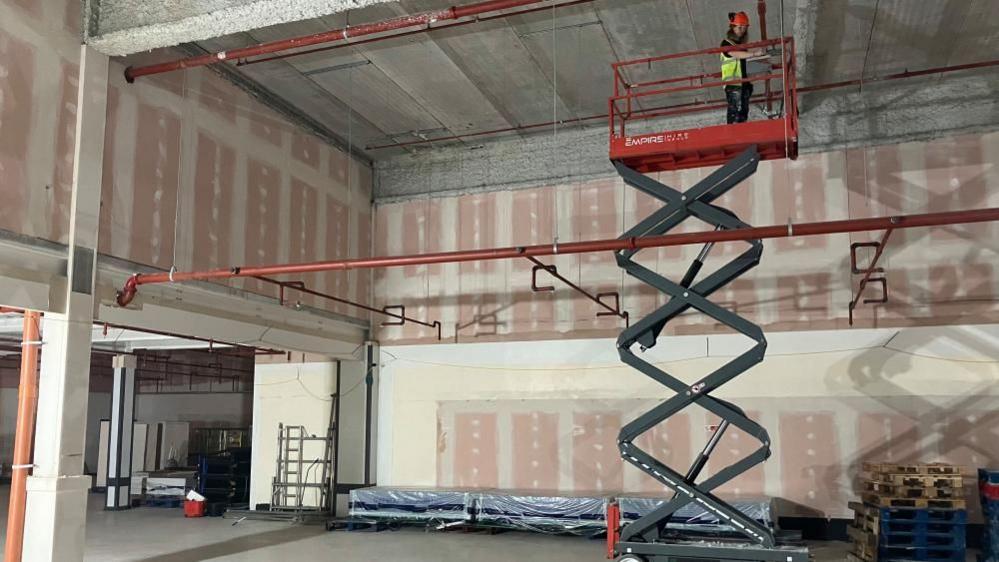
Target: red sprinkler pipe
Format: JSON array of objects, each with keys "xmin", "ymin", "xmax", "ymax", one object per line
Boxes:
[
  {"xmin": 3, "ymin": 310, "xmax": 41, "ymax": 562},
  {"xmin": 124, "ymin": 0, "xmax": 553, "ymax": 82},
  {"xmin": 116, "ymin": 207, "xmax": 999, "ymax": 307}
]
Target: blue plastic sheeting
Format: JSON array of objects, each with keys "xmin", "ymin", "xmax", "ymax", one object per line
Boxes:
[
  {"xmin": 349, "ymin": 487, "xmax": 472, "ymax": 521},
  {"xmin": 474, "ymin": 490, "xmax": 608, "ymax": 534},
  {"xmin": 617, "ymin": 495, "xmax": 773, "ymax": 535}
]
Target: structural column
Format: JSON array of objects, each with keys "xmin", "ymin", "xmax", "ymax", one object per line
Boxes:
[
  {"xmin": 106, "ymin": 355, "xmax": 137, "ymax": 510},
  {"xmin": 23, "ymin": 45, "xmax": 109, "ymax": 562}
]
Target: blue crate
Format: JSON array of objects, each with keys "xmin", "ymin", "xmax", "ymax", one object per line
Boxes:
[{"xmin": 878, "ymin": 545, "xmax": 965, "ymax": 562}]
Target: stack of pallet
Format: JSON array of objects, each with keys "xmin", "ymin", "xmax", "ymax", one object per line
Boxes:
[{"xmin": 848, "ymin": 462, "xmax": 967, "ymax": 562}]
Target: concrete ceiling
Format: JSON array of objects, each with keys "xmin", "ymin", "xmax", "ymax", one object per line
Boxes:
[{"xmin": 122, "ymin": 0, "xmax": 999, "ymax": 161}]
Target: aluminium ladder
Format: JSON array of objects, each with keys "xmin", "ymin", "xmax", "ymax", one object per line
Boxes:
[
  {"xmin": 612, "ymin": 146, "xmax": 807, "ymax": 562},
  {"xmin": 270, "ymin": 406, "xmax": 337, "ymax": 513}
]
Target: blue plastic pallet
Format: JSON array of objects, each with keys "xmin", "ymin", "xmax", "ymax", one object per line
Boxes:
[
  {"xmin": 876, "ymin": 506, "xmax": 967, "ymax": 524},
  {"xmin": 879, "ymin": 545, "xmax": 965, "ymax": 562},
  {"xmin": 881, "ymin": 519, "xmax": 966, "ymax": 535},
  {"xmin": 878, "ymin": 528, "xmax": 965, "ymax": 549}
]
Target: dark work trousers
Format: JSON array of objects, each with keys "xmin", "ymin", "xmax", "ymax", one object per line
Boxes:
[{"xmin": 725, "ymin": 83, "xmax": 754, "ymax": 124}]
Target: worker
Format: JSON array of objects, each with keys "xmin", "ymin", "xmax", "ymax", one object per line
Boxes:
[{"xmin": 721, "ymin": 11, "xmax": 765, "ymax": 124}]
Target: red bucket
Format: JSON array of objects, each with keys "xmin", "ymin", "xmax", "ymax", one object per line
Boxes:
[{"xmin": 184, "ymin": 500, "xmax": 205, "ymax": 518}]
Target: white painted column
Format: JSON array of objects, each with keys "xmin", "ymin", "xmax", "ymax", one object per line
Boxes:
[
  {"xmin": 106, "ymin": 355, "xmax": 136, "ymax": 510},
  {"xmin": 23, "ymin": 46, "xmax": 108, "ymax": 562}
]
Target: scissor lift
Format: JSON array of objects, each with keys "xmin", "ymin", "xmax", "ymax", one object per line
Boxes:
[{"xmin": 608, "ymin": 38, "xmax": 807, "ymax": 562}]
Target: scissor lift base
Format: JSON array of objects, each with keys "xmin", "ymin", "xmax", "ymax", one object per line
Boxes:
[{"xmin": 617, "ymin": 540, "xmax": 809, "ymax": 562}]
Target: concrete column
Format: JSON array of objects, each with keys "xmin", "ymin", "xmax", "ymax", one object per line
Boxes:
[
  {"xmin": 106, "ymin": 355, "xmax": 137, "ymax": 510},
  {"xmin": 23, "ymin": 45, "xmax": 108, "ymax": 562}
]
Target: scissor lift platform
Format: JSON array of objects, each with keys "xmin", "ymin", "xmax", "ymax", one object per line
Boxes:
[{"xmin": 609, "ymin": 37, "xmax": 798, "ymax": 173}]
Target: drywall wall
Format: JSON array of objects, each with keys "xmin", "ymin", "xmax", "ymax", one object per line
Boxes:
[
  {"xmin": 0, "ymin": 0, "xmax": 374, "ymax": 322},
  {"xmin": 378, "ymin": 324, "xmax": 999, "ymax": 519},
  {"xmin": 373, "ymin": 130, "xmax": 999, "ymax": 344},
  {"xmin": 98, "ymin": 56, "xmax": 373, "ymax": 318}
]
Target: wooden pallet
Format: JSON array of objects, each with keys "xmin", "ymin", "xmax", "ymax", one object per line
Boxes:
[
  {"xmin": 848, "ymin": 523, "xmax": 880, "ymax": 561},
  {"xmin": 854, "ymin": 512, "xmax": 880, "ymax": 535},
  {"xmin": 848, "ymin": 525, "xmax": 878, "ymax": 546},
  {"xmin": 862, "ymin": 481, "xmax": 964, "ymax": 499},
  {"xmin": 861, "ymin": 493, "xmax": 966, "ymax": 510},
  {"xmin": 850, "ymin": 501, "xmax": 874, "ymax": 515},
  {"xmin": 862, "ymin": 472, "xmax": 964, "ymax": 488},
  {"xmin": 861, "ymin": 462, "xmax": 964, "ymax": 476}
]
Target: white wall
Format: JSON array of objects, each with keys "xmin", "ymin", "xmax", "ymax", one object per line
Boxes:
[
  {"xmin": 377, "ymin": 324, "xmax": 999, "ymax": 518},
  {"xmin": 0, "ymin": 390, "xmax": 111, "ymax": 475},
  {"xmin": 85, "ymin": 392, "xmax": 112, "ymax": 473},
  {"xmin": 2, "ymin": 390, "xmax": 112, "ymax": 475},
  {"xmin": 135, "ymin": 393, "xmax": 251, "ymax": 427},
  {"xmin": 250, "ymin": 357, "xmax": 371, "ymax": 511},
  {"xmin": 250, "ymin": 361, "xmax": 338, "ymax": 509}
]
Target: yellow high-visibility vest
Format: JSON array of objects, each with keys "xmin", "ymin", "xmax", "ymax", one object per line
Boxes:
[{"xmin": 720, "ymin": 40, "xmax": 743, "ymax": 85}]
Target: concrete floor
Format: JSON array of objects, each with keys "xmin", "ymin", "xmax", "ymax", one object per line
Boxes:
[
  {"xmin": 0, "ymin": 486, "xmax": 971, "ymax": 561},
  {"xmin": 0, "ymin": 486, "xmax": 864, "ymax": 562}
]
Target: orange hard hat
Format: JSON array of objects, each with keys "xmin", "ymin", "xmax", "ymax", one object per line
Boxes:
[{"xmin": 729, "ymin": 11, "xmax": 750, "ymax": 26}]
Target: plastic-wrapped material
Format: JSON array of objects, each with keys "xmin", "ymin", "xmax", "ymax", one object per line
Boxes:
[
  {"xmin": 474, "ymin": 490, "xmax": 607, "ymax": 534},
  {"xmin": 349, "ymin": 487, "xmax": 471, "ymax": 521},
  {"xmin": 617, "ymin": 494, "xmax": 773, "ymax": 535}
]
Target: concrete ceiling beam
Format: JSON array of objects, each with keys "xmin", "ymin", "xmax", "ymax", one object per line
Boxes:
[{"xmin": 84, "ymin": 0, "xmax": 397, "ymax": 56}]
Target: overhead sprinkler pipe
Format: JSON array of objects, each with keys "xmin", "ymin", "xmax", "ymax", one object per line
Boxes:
[
  {"xmin": 115, "ymin": 207, "xmax": 999, "ymax": 307},
  {"xmin": 124, "ymin": 0, "xmax": 559, "ymax": 82},
  {"xmin": 237, "ymin": 0, "xmax": 597, "ymax": 68}
]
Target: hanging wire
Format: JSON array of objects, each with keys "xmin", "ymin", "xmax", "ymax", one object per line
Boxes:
[
  {"xmin": 551, "ymin": 1, "xmax": 560, "ymax": 249},
  {"xmin": 170, "ymin": 81, "xmax": 190, "ymax": 273},
  {"xmin": 777, "ymin": 0, "xmax": 794, "ymax": 228}
]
